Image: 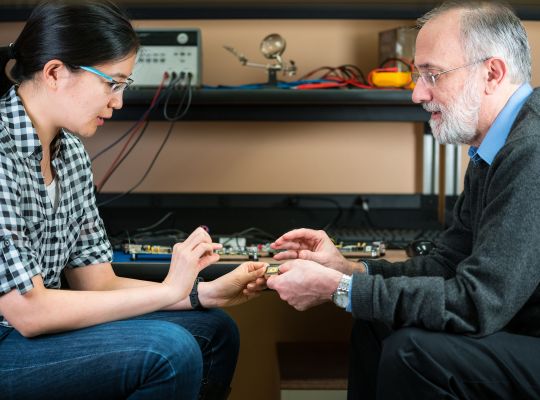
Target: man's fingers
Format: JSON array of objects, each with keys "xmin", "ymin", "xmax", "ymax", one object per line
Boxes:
[
  {"xmin": 273, "ymin": 250, "xmax": 300, "ymax": 261},
  {"xmin": 271, "ymin": 241, "xmax": 303, "ymax": 250},
  {"xmin": 277, "ymin": 262, "xmax": 291, "ymax": 274},
  {"xmin": 266, "ymin": 275, "xmax": 278, "ymax": 290},
  {"xmin": 272, "ymin": 228, "xmax": 312, "ymax": 246},
  {"xmin": 281, "ymin": 228, "xmax": 322, "ymax": 242},
  {"xmin": 298, "ymin": 249, "xmax": 320, "ymax": 261}
]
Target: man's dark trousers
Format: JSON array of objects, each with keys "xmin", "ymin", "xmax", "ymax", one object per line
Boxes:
[{"xmin": 348, "ymin": 320, "xmax": 540, "ymax": 399}]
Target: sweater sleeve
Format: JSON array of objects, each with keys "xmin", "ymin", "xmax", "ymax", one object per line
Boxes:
[
  {"xmin": 366, "ymin": 186, "xmax": 473, "ymax": 280},
  {"xmin": 350, "ymin": 135, "xmax": 540, "ymax": 337}
]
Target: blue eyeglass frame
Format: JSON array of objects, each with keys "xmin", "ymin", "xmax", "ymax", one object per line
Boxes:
[{"xmin": 77, "ymin": 65, "xmax": 133, "ymax": 93}]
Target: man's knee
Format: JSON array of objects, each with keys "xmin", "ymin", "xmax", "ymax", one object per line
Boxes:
[{"xmin": 379, "ymin": 327, "xmax": 458, "ymax": 383}]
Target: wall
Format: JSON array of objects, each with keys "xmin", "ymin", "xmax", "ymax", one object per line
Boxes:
[
  {"xmin": 90, "ymin": 18, "xmax": 540, "ymax": 194},
  {"xmin": 85, "ymin": 19, "xmax": 424, "ymax": 194},
  {"xmin": 2, "ymin": 19, "xmax": 540, "ymax": 195}
]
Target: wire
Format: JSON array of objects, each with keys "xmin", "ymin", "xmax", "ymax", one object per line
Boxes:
[
  {"xmin": 91, "ymin": 72, "xmax": 169, "ymax": 163},
  {"xmin": 291, "ymin": 195, "xmax": 343, "ymax": 231},
  {"xmin": 97, "ymin": 78, "xmax": 194, "ymax": 208},
  {"xmin": 96, "ymin": 120, "xmax": 150, "ymax": 192},
  {"xmin": 95, "ymin": 74, "xmax": 169, "ymax": 192},
  {"xmin": 96, "ymin": 122, "xmax": 174, "ymax": 207},
  {"xmin": 135, "ymin": 211, "xmax": 175, "ymax": 232},
  {"xmin": 297, "ymin": 65, "xmax": 372, "ymax": 89},
  {"xmin": 219, "ymin": 227, "xmax": 276, "ymax": 247},
  {"xmin": 163, "ymin": 73, "xmax": 193, "ymax": 121}
]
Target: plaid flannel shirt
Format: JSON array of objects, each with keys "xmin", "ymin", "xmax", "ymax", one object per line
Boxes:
[{"xmin": 0, "ymin": 87, "xmax": 112, "ymax": 328}]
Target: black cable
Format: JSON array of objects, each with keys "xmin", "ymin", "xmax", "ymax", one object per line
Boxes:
[
  {"xmin": 132, "ymin": 228, "xmax": 187, "ymax": 239},
  {"xmin": 97, "ymin": 73, "xmax": 192, "ymax": 207},
  {"xmin": 96, "ymin": 77, "xmax": 180, "ymax": 193},
  {"xmin": 163, "ymin": 73, "xmax": 193, "ymax": 121},
  {"xmin": 135, "ymin": 211, "xmax": 174, "ymax": 232},
  {"xmin": 341, "ymin": 64, "xmax": 368, "ymax": 85},
  {"xmin": 96, "ymin": 119, "xmax": 150, "ymax": 193},
  {"xmin": 91, "ymin": 72, "xmax": 176, "ymax": 164},
  {"xmin": 219, "ymin": 227, "xmax": 276, "ymax": 247},
  {"xmin": 97, "ymin": 81, "xmax": 194, "ymax": 208},
  {"xmin": 91, "ymin": 118, "xmax": 142, "ymax": 162},
  {"xmin": 96, "ymin": 121, "xmax": 175, "ymax": 207},
  {"xmin": 293, "ymin": 195, "xmax": 343, "ymax": 231},
  {"xmin": 90, "ymin": 84, "xmax": 171, "ymax": 163}
]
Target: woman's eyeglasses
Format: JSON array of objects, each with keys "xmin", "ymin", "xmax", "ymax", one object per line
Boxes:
[{"xmin": 75, "ymin": 65, "xmax": 133, "ymax": 93}]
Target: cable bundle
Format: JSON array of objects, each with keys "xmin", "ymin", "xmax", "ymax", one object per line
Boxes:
[{"xmin": 94, "ymin": 72, "xmax": 194, "ymax": 207}]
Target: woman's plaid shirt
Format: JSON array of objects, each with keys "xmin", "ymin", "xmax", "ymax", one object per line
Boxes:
[{"xmin": 0, "ymin": 87, "xmax": 112, "ymax": 328}]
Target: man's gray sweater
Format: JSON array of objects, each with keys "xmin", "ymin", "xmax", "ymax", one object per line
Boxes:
[{"xmin": 351, "ymin": 88, "xmax": 540, "ymax": 337}]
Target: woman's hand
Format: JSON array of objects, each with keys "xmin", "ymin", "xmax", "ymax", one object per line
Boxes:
[
  {"xmin": 198, "ymin": 262, "xmax": 268, "ymax": 308},
  {"xmin": 162, "ymin": 227, "xmax": 222, "ymax": 303}
]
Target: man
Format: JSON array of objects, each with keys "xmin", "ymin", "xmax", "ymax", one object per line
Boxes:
[{"xmin": 266, "ymin": 2, "xmax": 540, "ymax": 399}]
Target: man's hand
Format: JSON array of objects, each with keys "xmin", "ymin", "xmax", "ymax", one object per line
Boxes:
[
  {"xmin": 266, "ymin": 259, "xmax": 343, "ymax": 311},
  {"xmin": 271, "ymin": 228, "xmax": 356, "ymax": 274},
  {"xmin": 199, "ymin": 262, "xmax": 267, "ymax": 308}
]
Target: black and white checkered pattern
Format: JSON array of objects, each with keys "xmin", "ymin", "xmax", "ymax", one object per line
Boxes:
[{"xmin": 0, "ymin": 86, "xmax": 112, "ymax": 328}]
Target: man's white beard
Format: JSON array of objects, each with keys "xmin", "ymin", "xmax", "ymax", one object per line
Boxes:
[{"xmin": 423, "ymin": 76, "xmax": 482, "ymax": 145}]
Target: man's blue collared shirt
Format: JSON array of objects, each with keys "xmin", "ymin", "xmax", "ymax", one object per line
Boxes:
[{"xmin": 469, "ymin": 83, "xmax": 533, "ymax": 165}]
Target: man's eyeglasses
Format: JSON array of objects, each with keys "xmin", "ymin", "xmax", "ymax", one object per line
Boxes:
[
  {"xmin": 412, "ymin": 57, "xmax": 491, "ymax": 88},
  {"xmin": 76, "ymin": 65, "xmax": 133, "ymax": 93}
]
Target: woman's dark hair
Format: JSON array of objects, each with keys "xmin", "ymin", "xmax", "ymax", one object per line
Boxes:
[{"xmin": 0, "ymin": 0, "xmax": 139, "ymax": 96}]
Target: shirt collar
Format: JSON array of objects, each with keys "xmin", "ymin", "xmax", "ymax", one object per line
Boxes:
[
  {"xmin": 0, "ymin": 86, "xmax": 65, "ymax": 160},
  {"xmin": 469, "ymin": 83, "xmax": 533, "ymax": 165}
]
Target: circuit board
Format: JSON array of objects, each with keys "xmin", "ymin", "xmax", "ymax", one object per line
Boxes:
[{"xmin": 122, "ymin": 241, "xmax": 385, "ymax": 261}]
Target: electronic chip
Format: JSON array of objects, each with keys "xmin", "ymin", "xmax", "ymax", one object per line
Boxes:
[{"xmin": 264, "ymin": 265, "xmax": 280, "ymax": 278}]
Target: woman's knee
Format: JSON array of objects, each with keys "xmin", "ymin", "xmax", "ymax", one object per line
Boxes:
[
  {"xmin": 137, "ymin": 321, "xmax": 203, "ymax": 381},
  {"xmin": 199, "ymin": 309, "xmax": 240, "ymax": 353}
]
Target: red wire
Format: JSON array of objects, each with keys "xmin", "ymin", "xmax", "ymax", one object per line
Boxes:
[
  {"xmin": 96, "ymin": 73, "xmax": 168, "ymax": 192},
  {"xmin": 297, "ymin": 62, "xmax": 414, "ymax": 90}
]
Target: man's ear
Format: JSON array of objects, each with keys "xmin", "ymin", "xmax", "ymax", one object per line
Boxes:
[
  {"xmin": 40, "ymin": 59, "xmax": 69, "ymax": 91},
  {"xmin": 485, "ymin": 57, "xmax": 507, "ymax": 94}
]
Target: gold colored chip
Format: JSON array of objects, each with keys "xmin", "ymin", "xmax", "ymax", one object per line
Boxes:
[{"xmin": 264, "ymin": 265, "xmax": 280, "ymax": 277}]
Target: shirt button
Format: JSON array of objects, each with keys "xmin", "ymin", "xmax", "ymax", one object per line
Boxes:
[{"xmin": 4, "ymin": 240, "xmax": 10, "ymax": 246}]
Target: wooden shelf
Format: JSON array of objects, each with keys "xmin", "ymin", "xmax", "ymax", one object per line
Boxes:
[{"xmin": 117, "ymin": 88, "xmax": 429, "ymax": 122}]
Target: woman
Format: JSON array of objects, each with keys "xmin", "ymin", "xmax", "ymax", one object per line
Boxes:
[{"xmin": 0, "ymin": 1, "xmax": 266, "ymax": 399}]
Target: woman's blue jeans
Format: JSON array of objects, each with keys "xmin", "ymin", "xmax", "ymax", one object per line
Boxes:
[{"xmin": 0, "ymin": 309, "xmax": 239, "ymax": 399}]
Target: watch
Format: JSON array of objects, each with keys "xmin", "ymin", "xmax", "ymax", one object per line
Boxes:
[
  {"xmin": 189, "ymin": 277, "xmax": 206, "ymax": 310},
  {"xmin": 331, "ymin": 274, "xmax": 352, "ymax": 309}
]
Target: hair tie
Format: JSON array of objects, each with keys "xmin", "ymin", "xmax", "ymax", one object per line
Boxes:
[{"xmin": 8, "ymin": 43, "xmax": 16, "ymax": 60}]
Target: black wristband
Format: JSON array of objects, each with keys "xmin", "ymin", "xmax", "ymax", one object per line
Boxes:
[{"xmin": 189, "ymin": 277, "xmax": 205, "ymax": 310}]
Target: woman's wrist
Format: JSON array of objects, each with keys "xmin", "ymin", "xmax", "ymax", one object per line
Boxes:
[{"xmin": 196, "ymin": 281, "xmax": 218, "ymax": 309}]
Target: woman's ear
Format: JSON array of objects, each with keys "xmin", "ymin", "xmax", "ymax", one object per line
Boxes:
[{"xmin": 41, "ymin": 59, "xmax": 69, "ymax": 90}]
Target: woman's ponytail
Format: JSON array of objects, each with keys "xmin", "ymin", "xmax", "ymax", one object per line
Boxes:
[{"xmin": 0, "ymin": 44, "xmax": 16, "ymax": 96}]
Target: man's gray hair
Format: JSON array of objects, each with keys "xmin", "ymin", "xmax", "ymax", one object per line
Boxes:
[{"xmin": 418, "ymin": 1, "xmax": 531, "ymax": 84}]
